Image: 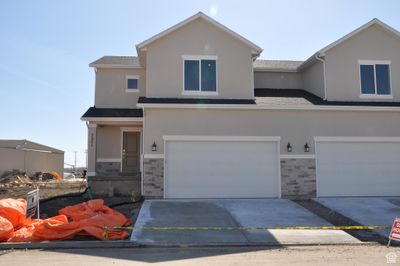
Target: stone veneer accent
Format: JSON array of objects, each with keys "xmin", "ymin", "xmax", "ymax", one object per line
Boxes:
[
  {"xmin": 96, "ymin": 162, "xmax": 121, "ymax": 177},
  {"xmin": 280, "ymin": 158, "xmax": 316, "ymax": 199},
  {"xmin": 143, "ymin": 158, "xmax": 164, "ymax": 198}
]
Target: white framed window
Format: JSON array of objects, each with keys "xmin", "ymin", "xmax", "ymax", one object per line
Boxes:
[
  {"xmin": 358, "ymin": 60, "xmax": 392, "ymax": 99},
  {"xmin": 182, "ymin": 55, "xmax": 218, "ymax": 95},
  {"xmin": 126, "ymin": 75, "xmax": 139, "ymax": 92}
]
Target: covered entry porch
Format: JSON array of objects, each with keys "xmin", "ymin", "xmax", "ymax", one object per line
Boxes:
[{"xmin": 82, "ymin": 107, "xmax": 143, "ymax": 197}]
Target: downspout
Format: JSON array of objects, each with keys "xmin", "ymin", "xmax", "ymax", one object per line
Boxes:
[{"xmin": 315, "ymin": 54, "xmax": 327, "ymax": 100}]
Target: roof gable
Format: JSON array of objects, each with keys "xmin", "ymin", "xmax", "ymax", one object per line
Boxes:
[
  {"xmin": 298, "ymin": 18, "xmax": 400, "ymax": 71},
  {"xmin": 318, "ymin": 18, "xmax": 400, "ymax": 56},
  {"xmin": 136, "ymin": 12, "xmax": 262, "ymax": 56}
]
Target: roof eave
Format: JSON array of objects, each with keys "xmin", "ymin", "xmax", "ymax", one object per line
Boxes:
[
  {"xmin": 88, "ymin": 63, "xmax": 142, "ymax": 69},
  {"xmin": 296, "ymin": 52, "xmax": 320, "ymax": 72},
  {"xmin": 81, "ymin": 117, "xmax": 144, "ymax": 122},
  {"xmin": 253, "ymin": 67, "xmax": 298, "ymax": 73}
]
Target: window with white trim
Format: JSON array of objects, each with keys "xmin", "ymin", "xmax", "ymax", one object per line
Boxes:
[
  {"xmin": 183, "ymin": 56, "xmax": 217, "ymax": 93},
  {"xmin": 359, "ymin": 61, "xmax": 391, "ymax": 97},
  {"xmin": 126, "ymin": 75, "xmax": 139, "ymax": 92}
]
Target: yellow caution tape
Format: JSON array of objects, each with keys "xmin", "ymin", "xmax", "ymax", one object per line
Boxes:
[{"xmin": 113, "ymin": 225, "xmax": 389, "ymax": 231}]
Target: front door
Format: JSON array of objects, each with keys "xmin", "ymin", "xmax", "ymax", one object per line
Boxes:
[{"xmin": 122, "ymin": 132, "xmax": 140, "ymax": 173}]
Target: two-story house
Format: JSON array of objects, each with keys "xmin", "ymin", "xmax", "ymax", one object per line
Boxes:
[{"xmin": 82, "ymin": 12, "xmax": 400, "ymax": 199}]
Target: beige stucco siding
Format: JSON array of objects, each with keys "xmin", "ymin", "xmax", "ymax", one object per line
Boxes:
[
  {"xmin": 143, "ymin": 108, "xmax": 400, "ymax": 154},
  {"xmin": 95, "ymin": 68, "xmax": 146, "ymax": 108},
  {"xmin": 254, "ymin": 72, "xmax": 302, "ymax": 89},
  {"xmin": 96, "ymin": 126, "xmax": 122, "ymax": 159},
  {"xmin": 145, "ymin": 18, "xmax": 254, "ymax": 99},
  {"xmin": 301, "ymin": 61, "xmax": 325, "ymax": 98},
  {"xmin": 325, "ymin": 24, "xmax": 400, "ymax": 101}
]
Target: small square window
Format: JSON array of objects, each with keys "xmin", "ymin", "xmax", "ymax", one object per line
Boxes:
[
  {"xmin": 126, "ymin": 75, "xmax": 139, "ymax": 92},
  {"xmin": 127, "ymin": 79, "xmax": 138, "ymax": 89}
]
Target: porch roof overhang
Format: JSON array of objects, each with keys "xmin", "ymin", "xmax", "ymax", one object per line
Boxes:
[{"xmin": 81, "ymin": 107, "xmax": 143, "ymax": 122}]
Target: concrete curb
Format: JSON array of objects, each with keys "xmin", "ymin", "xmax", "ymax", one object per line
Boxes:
[{"xmin": 0, "ymin": 240, "xmax": 378, "ymax": 250}]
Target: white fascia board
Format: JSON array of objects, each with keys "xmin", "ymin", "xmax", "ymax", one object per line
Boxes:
[
  {"xmin": 314, "ymin": 136, "xmax": 400, "ymax": 143},
  {"xmin": 163, "ymin": 135, "xmax": 281, "ymax": 142},
  {"xmin": 136, "ymin": 12, "xmax": 262, "ymax": 55},
  {"xmin": 253, "ymin": 68, "xmax": 299, "ymax": 73},
  {"xmin": 80, "ymin": 117, "xmax": 143, "ymax": 122},
  {"xmin": 137, "ymin": 103, "xmax": 400, "ymax": 112}
]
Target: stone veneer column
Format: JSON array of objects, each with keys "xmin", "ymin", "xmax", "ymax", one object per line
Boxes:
[
  {"xmin": 87, "ymin": 124, "xmax": 97, "ymax": 177},
  {"xmin": 143, "ymin": 158, "xmax": 164, "ymax": 198},
  {"xmin": 280, "ymin": 158, "xmax": 316, "ymax": 199}
]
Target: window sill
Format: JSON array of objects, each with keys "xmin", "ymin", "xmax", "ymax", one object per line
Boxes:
[
  {"xmin": 125, "ymin": 89, "xmax": 140, "ymax": 93},
  {"xmin": 360, "ymin": 94, "xmax": 393, "ymax": 100},
  {"xmin": 182, "ymin": 91, "xmax": 218, "ymax": 96}
]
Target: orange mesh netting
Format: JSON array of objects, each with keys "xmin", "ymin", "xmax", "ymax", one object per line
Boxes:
[{"xmin": 0, "ymin": 199, "xmax": 132, "ymax": 242}]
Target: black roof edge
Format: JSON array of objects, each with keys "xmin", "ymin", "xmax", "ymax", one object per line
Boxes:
[
  {"xmin": 255, "ymin": 88, "xmax": 400, "ymax": 107},
  {"xmin": 138, "ymin": 97, "xmax": 256, "ymax": 105},
  {"xmin": 81, "ymin": 107, "xmax": 143, "ymax": 118}
]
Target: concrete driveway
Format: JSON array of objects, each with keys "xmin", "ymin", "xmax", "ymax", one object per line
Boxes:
[
  {"xmin": 130, "ymin": 199, "xmax": 359, "ymax": 245},
  {"xmin": 316, "ymin": 197, "xmax": 400, "ymax": 237}
]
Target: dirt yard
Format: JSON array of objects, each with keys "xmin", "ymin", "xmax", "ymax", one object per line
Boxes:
[{"xmin": 0, "ymin": 171, "xmax": 142, "ymax": 241}]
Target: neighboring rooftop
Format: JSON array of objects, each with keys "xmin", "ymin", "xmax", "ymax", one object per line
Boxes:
[
  {"xmin": 89, "ymin": 56, "xmax": 141, "ymax": 68},
  {"xmin": 0, "ymin": 139, "xmax": 64, "ymax": 154},
  {"xmin": 253, "ymin": 60, "xmax": 303, "ymax": 72}
]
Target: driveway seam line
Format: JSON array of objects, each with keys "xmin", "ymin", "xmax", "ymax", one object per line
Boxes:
[{"xmin": 220, "ymin": 201, "xmax": 251, "ymax": 243}]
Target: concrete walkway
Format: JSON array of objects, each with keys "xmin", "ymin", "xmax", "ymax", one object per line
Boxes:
[
  {"xmin": 131, "ymin": 199, "xmax": 360, "ymax": 245},
  {"xmin": 316, "ymin": 197, "xmax": 400, "ymax": 237}
]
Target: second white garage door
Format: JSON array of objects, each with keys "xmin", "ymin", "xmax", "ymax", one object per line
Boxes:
[
  {"xmin": 316, "ymin": 137, "xmax": 400, "ymax": 197},
  {"xmin": 164, "ymin": 136, "xmax": 280, "ymax": 199}
]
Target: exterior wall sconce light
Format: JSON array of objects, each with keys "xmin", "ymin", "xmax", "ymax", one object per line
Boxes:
[
  {"xmin": 286, "ymin": 142, "xmax": 292, "ymax": 152},
  {"xmin": 304, "ymin": 142, "xmax": 310, "ymax": 152},
  {"xmin": 151, "ymin": 141, "xmax": 157, "ymax": 152}
]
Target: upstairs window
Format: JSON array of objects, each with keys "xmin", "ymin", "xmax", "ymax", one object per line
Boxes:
[
  {"xmin": 359, "ymin": 61, "xmax": 391, "ymax": 98},
  {"xmin": 183, "ymin": 56, "xmax": 217, "ymax": 94},
  {"xmin": 126, "ymin": 75, "xmax": 139, "ymax": 92}
]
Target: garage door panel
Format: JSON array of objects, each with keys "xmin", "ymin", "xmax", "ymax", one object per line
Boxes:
[
  {"xmin": 165, "ymin": 140, "xmax": 279, "ymax": 199},
  {"xmin": 317, "ymin": 141, "xmax": 400, "ymax": 197}
]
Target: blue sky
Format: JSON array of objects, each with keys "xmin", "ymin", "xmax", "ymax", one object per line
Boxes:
[{"xmin": 0, "ymin": 0, "xmax": 399, "ymax": 167}]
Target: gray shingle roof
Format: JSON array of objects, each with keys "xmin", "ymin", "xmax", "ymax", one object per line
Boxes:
[
  {"xmin": 89, "ymin": 56, "xmax": 141, "ymax": 68},
  {"xmin": 89, "ymin": 56, "xmax": 303, "ymax": 71},
  {"xmin": 253, "ymin": 60, "xmax": 303, "ymax": 72}
]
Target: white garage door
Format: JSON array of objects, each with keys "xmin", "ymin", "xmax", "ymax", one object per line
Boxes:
[
  {"xmin": 164, "ymin": 136, "xmax": 280, "ymax": 199},
  {"xmin": 316, "ymin": 138, "xmax": 400, "ymax": 197}
]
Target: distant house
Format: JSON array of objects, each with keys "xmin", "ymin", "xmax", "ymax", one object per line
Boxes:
[{"xmin": 0, "ymin": 139, "xmax": 64, "ymax": 177}]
